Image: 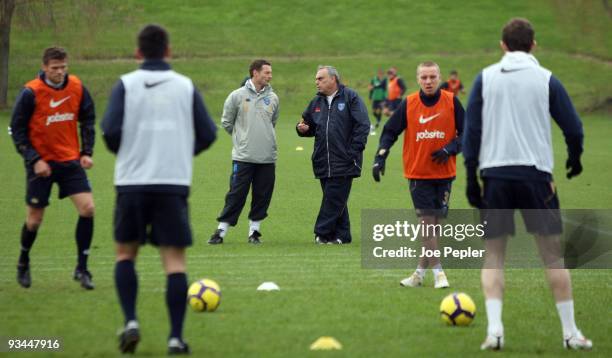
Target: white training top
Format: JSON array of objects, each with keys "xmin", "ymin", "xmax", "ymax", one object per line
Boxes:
[
  {"xmin": 480, "ymin": 51, "xmax": 554, "ymax": 173},
  {"xmin": 115, "ymin": 69, "xmax": 195, "ymax": 186}
]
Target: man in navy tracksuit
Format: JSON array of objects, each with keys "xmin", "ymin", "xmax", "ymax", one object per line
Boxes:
[
  {"xmin": 463, "ymin": 18, "xmax": 591, "ymax": 351},
  {"xmin": 101, "ymin": 25, "xmax": 217, "ymax": 355},
  {"xmin": 297, "ymin": 65, "xmax": 370, "ymax": 244}
]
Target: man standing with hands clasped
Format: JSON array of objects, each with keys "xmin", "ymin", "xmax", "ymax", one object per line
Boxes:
[
  {"xmin": 297, "ymin": 65, "xmax": 370, "ymax": 244},
  {"xmin": 209, "ymin": 59, "xmax": 280, "ymax": 245}
]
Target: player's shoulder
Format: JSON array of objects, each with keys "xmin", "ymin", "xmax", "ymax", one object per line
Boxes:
[
  {"xmin": 228, "ymin": 86, "xmax": 248, "ymax": 99},
  {"xmin": 482, "ymin": 61, "xmax": 501, "ymax": 75},
  {"xmin": 342, "ymin": 86, "xmax": 362, "ymax": 100},
  {"xmin": 440, "ymin": 89, "xmax": 454, "ymax": 98},
  {"xmin": 267, "ymin": 89, "xmax": 279, "ymax": 103},
  {"xmin": 169, "ymin": 70, "xmax": 194, "ymax": 84},
  {"xmin": 536, "ymin": 64, "xmax": 552, "ymax": 79},
  {"xmin": 406, "ymin": 91, "xmax": 420, "ymax": 101}
]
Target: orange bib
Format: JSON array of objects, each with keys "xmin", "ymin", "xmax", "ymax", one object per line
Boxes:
[
  {"xmin": 447, "ymin": 79, "xmax": 462, "ymax": 95},
  {"xmin": 26, "ymin": 75, "xmax": 83, "ymax": 162},
  {"xmin": 387, "ymin": 77, "xmax": 402, "ymax": 101},
  {"xmin": 403, "ymin": 90, "xmax": 456, "ymax": 179}
]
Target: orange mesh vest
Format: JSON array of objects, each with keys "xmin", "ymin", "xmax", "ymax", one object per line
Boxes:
[
  {"xmin": 25, "ymin": 75, "xmax": 83, "ymax": 162},
  {"xmin": 403, "ymin": 90, "xmax": 456, "ymax": 179},
  {"xmin": 447, "ymin": 78, "xmax": 462, "ymax": 95},
  {"xmin": 387, "ymin": 77, "xmax": 402, "ymax": 100}
]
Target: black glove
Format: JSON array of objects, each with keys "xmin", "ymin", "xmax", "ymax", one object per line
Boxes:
[
  {"xmin": 566, "ymin": 157, "xmax": 582, "ymax": 179},
  {"xmin": 466, "ymin": 170, "xmax": 482, "ymax": 209},
  {"xmin": 431, "ymin": 148, "xmax": 450, "ymax": 164},
  {"xmin": 372, "ymin": 149, "xmax": 388, "ymax": 182}
]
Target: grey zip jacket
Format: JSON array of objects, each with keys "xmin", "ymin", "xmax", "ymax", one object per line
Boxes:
[{"xmin": 221, "ymin": 80, "xmax": 280, "ymax": 163}]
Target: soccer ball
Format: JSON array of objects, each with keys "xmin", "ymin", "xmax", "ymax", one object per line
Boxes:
[
  {"xmin": 440, "ymin": 292, "xmax": 476, "ymax": 326},
  {"xmin": 188, "ymin": 279, "xmax": 221, "ymax": 312}
]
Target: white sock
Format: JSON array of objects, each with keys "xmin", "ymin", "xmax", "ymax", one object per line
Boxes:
[
  {"xmin": 556, "ymin": 300, "xmax": 579, "ymax": 337},
  {"xmin": 432, "ymin": 263, "xmax": 443, "ymax": 276},
  {"xmin": 249, "ymin": 220, "xmax": 261, "ymax": 236},
  {"xmin": 485, "ymin": 299, "xmax": 504, "ymax": 336},
  {"xmin": 416, "ymin": 266, "xmax": 426, "ymax": 279},
  {"xmin": 126, "ymin": 320, "xmax": 139, "ymax": 330},
  {"xmin": 217, "ymin": 222, "xmax": 229, "ymax": 238}
]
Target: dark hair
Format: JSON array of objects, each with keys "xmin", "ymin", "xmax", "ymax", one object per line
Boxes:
[
  {"xmin": 249, "ymin": 59, "xmax": 271, "ymax": 78},
  {"xmin": 138, "ymin": 24, "xmax": 169, "ymax": 59},
  {"xmin": 42, "ymin": 47, "xmax": 67, "ymax": 64},
  {"xmin": 450, "ymin": 70, "xmax": 458, "ymax": 76},
  {"xmin": 502, "ymin": 18, "xmax": 534, "ymax": 52}
]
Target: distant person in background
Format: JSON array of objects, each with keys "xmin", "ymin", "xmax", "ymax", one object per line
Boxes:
[
  {"xmin": 463, "ymin": 17, "xmax": 591, "ymax": 351},
  {"xmin": 383, "ymin": 67, "xmax": 406, "ymax": 117},
  {"xmin": 102, "ymin": 24, "xmax": 217, "ymax": 354},
  {"xmin": 440, "ymin": 70, "xmax": 465, "ymax": 96},
  {"xmin": 368, "ymin": 68, "xmax": 387, "ymax": 132},
  {"xmin": 208, "ymin": 59, "xmax": 280, "ymax": 245},
  {"xmin": 297, "ymin": 65, "xmax": 370, "ymax": 244},
  {"xmin": 10, "ymin": 46, "xmax": 96, "ymax": 290}
]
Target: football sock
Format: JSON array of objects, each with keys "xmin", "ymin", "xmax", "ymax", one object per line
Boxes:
[
  {"xmin": 432, "ymin": 263, "xmax": 443, "ymax": 276},
  {"xmin": 485, "ymin": 299, "xmax": 504, "ymax": 336},
  {"xmin": 125, "ymin": 320, "xmax": 139, "ymax": 330},
  {"xmin": 166, "ymin": 272, "xmax": 188, "ymax": 340},
  {"xmin": 249, "ymin": 220, "xmax": 261, "ymax": 236},
  {"xmin": 217, "ymin": 222, "xmax": 229, "ymax": 238},
  {"xmin": 416, "ymin": 266, "xmax": 426, "ymax": 279},
  {"xmin": 75, "ymin": 216, "xmax": 93, "ymax": 270},
  {"xmin": 19, "ymin": 223, "xmax": 38, "ymax": 265},
  {"xmin": 556, "ymin": 300, "xmax": 579, "ymax": 337},
  {"xmin": 115, "ymin": 259, "xmax": 138, "ymax": 323}
]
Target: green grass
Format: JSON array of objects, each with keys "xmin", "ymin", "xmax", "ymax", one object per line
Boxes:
[
  {"xmin": 10, "ymin": 0, "xmax": 612, "ymax": 60},
  {"xmin": 1, "ymin": 0, "xmax": 611, "ymax": 356}
]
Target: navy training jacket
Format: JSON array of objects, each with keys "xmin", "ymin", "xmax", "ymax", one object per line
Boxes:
[{"xmin": 298, "ymin": 85, "xmax": 370, "ymax": 178}]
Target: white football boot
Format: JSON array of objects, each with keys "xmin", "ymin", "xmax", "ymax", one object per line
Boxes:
[
  {"xmin": 480, "ymin": 335, "xmax": 504, "ymax": 351},
  {"xmin": 563, "ymin": 330, "xmax": 593, "ymax": 350},
  {"xmin": 434, "ymin": 272, "xmax": 450, "ymax": 289},
  {"xmin": 400, "ymin": 272, "xmax": 422, "ymax": 287}
]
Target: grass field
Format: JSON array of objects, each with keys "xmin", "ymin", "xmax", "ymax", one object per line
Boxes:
[{"xmin": 1, "ymin": 0, "xmax": 611, "ymax": 356}]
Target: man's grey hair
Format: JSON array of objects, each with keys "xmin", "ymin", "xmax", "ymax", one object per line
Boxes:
[{"xmin": 318, "ymin": 65, "xmax": 341, "ymax": 83}]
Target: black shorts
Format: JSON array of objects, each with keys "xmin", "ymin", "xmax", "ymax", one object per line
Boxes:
[
  {"xmin": 481, "ymin": 178, "xmax": 562, "ymax": 239},
  {"xmin": 372, "ymin": 100, "xmax": 384, "ymax": 111},
  {"xmin": 409, "ymin": 179, "xmax": 453, "ymax": 218},
  {"xmin": 26, "ymin": 160, "xmax": 91, "ymax": 208},
  {"xmin": 386, "ymin": 99, "xmax": 402, "ymax": 112},
  {"xmin": 114, "ymin": 192, "xmax": 192, "ymax": 247}
]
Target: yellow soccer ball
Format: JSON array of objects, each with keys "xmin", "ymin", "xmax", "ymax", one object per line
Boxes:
[
  {"xmin": 188, "ymin": 279, "xmax": 221, "ymax": 312},
  {"xmin": 440, "ymin": 292, "xmax": 476, "ymax": 326}
]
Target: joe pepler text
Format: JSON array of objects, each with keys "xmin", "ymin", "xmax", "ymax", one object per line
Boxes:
[{"xmin": 373, "ymin": 246, "xmax": 485, "ymax": 259}]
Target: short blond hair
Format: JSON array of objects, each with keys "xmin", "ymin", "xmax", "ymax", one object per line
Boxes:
[{"xmin": 416, "ymin": 61, "xmax": 440, "ymax": 76}]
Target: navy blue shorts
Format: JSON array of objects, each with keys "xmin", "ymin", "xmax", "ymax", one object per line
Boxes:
[
  {"xmin": 481, "ymin": 178, "xmax": 562, "ymax": 239},
  {"xmin": 386, "ymin": 99, "xmax": 402, "ymax": 112},
  {"xmin": 409, "ymin": 179, "xmax": 453, "ymax": 218},
  {"xmin": 372, "ymin": 100, "xmax": 384, "ymax": 111},
  {"xmin": 114, "ymin": 192, "xmax": 192, "ymax": 247},
  {"xmin": 26, "ymin": 160, "xmax": 91, "ymax": 208}
]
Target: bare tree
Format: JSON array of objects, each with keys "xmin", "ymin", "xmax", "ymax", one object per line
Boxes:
[{"xmin": 0, "ymin": 0, "xmax": 16, "ymax": 109}]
